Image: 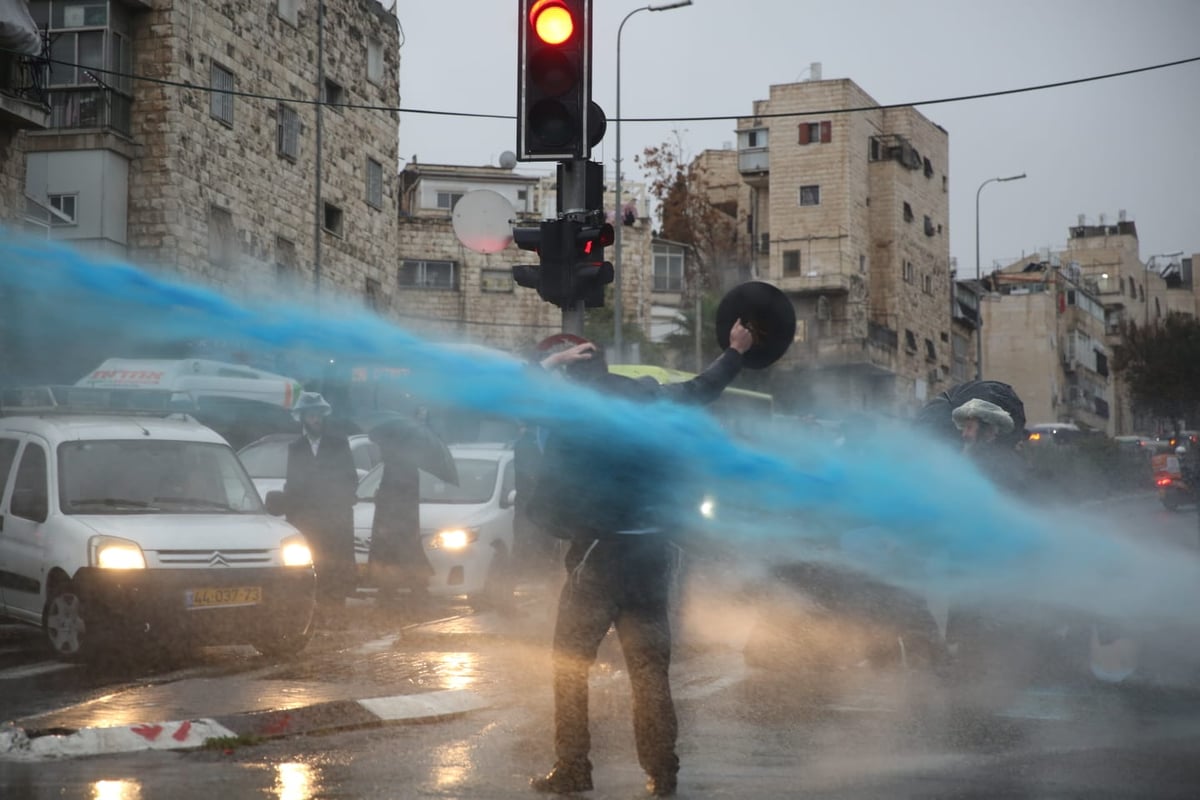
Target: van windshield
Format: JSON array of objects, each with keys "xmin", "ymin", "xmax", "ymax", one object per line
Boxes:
[{"xmin": 59, "ymin": 440, "xmax": 264, "ymax": 515}]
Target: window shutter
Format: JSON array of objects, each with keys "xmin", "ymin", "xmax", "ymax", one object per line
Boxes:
[
  {"xmin": 820, "ymin": 120, "xmax": 832, "ymax": 143},
  {"xmin": 798, "ymin": 123, "xmax": 810, "ymax": 145}
]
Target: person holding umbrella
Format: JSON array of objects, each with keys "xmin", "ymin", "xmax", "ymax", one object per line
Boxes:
[
  {"xmin": 366, "ymin": 411, "xmax": 458, "ymax": 612},
  {"xmin": 282, "ymin": 392, "xmax": 358, "ymax": 615}
]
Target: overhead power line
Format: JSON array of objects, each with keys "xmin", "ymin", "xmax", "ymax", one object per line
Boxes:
[{"xmin": 7, "ymin": 47, "xmax": 1198, "ymax": 123}]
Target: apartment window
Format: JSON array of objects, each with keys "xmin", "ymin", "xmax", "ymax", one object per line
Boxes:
[
  {"xmin": 903, "ymin": 202, "xmax": 914, "ymax": 222},
  {"xmin": 210, "ymin": 63, "xmax": 234, "ymax": 125},
  {"xmin": 366, "ymin": 158, "xmax": 384, "ymax": 209},
  {"xmin": 747, "ymin": 130, "xmax": 759, "ymax": 147},
  {"xmin": 903, "ymin": 261, "xmax": 915, "ymax": 284},
  {"xmin": 367, "ymin": 37, "xmax": 384, "ymax": 85},
  {"xmin": 859, "ymin": 254, "xmax": 866, "ymax": 274},
  {"xmin": 275, "ymin": 236, "xmax": 296, "ymax": 282},
  {"xmin": 277, "ymin": 103, "xmax": 299, "ymax": 160},
  {"xmin": 869, "ymin": 137, "xmax": 882, "ymax": 161},
  {"xmin": 323, "ymin": 78, "xmax": 345, "ymax": 112},
  {"xmin": 48, "ymin": 194, "xmax": 77, "ymax": 226},
  {"xmin": 436, "ymin": 191, "xmax": 464, "ymax": 211},
  {"xmin": 923, "ymin": 157, "xmax": 934, "ymax": 178},
  {"xmin": 278, "ymin": 0, "xmax": 299, "ymax": 26},
  {"xmin": 799, "ymin": 185, "xmax": 820, "ymax": 207},
  {"xmin": 365, "ymin": 278, "xmax": 382, "ymax": 310},
  {"xmin": 783, "ymin": 250, "xmax": 801, "ymax": 276},
  {"xmin": 904, "ymin": 329, "xmax": 918, "ymax": 352},
  {"xmin": 758, "ymin": 232, "xmax": 770, "ymax": 254},
  {"xmin": 798, "ymin": 120, "xmax": 831, "ymax": 145},
  {"xmin": 207, "ymin": 206, "xmax": 236, "ymax": 269},
  {"xmin": 653, "ymin": 247, "xmax": 684, "ymax": 292},
  {"xmin": 924, "ymin": 215, "xmax": 935, "ymax": 236},
  {"xmin": 399, "ymin": 260, "xmax": 459, "ymax": 290},
  {"xmin": 41, "ymin": 4, "xmax": 134, "ymax": 134},
  {"xmin": 322, "ymin": 202, "xmax": 344, "ymax": 237},
  {"xmin": 923, "ymin": 274, "xmax": 933, "ymax": 294},
  {"xmin": 925, "ymin": 338, "xmax": 937, "ymax": 361}
]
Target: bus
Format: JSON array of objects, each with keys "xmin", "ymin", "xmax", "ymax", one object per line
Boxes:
[{"xmin": 607, "ymin": 364, "xmax": 774, "ymax": 435}]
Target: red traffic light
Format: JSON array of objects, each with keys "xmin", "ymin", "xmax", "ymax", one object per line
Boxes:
[{"xmin": 530, "ymin": 0, "xmax": 574, "ymax": 45}]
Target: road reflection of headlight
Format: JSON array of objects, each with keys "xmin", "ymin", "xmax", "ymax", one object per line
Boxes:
[
  {"xmin": 699, "ymin": 497, "xmax": 716, "ymax": 519},
  {"xmin": 429, "ymin": 528, "xmax": 478, "ymax": 550},
  {"xmin": 275, "ymin": 762, "xmax": 316, "ymax": 800},
  {"xmin": 92, "ymin": 779, "xmax": 143, "ymax": 800},
  {"xmin": 281, "ymin": 535, "xmax": 314, "ymax": 567}
]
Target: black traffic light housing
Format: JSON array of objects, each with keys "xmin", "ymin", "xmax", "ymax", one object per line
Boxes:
[
  {"xmin": 510, "ymin": 217, "xmax": 613, "ymax": 309},
  {"xmin": 517, "ymin": 0, "xmax": 595, "ymax": 161}
]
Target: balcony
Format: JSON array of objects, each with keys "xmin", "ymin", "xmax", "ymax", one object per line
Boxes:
[
  {"xmin": 0, "ymin": 48, "xmax": 50, "ymax": 129},
  {"xmin": 779, "ymin": 271, "xmax": 854, "ymax": 295},
  {"xmin": 47, "ymin": 87, "xmax": 131, "ymax": 136}
]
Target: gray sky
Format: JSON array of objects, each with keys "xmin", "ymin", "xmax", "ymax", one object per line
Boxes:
[{"xmin": 393, "ymin": 0, "xmax": 1200, "ymax": 274}]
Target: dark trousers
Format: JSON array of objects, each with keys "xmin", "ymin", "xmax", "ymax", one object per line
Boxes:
[{"xmin": 551, "ymin": 537, "xmax": 680, "ymax": 779}]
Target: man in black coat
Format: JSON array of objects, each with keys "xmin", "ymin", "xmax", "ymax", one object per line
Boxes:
[
  {"xmin": 528, "ymin": 321, "xmax": 753, "ymax": 797},
  {"xmin": 283, "ymin": 393, "xmax": 358, "ymax": 611}
]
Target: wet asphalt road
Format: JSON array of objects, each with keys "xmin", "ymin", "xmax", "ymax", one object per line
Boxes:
[{"xmin": 1, "ymin": 492, "xmax": 1198, "ymax": 798}]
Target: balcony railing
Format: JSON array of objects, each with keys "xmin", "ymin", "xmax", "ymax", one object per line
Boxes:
[{"xmin": 48, "ymin": 86, "xmax": 131, "ymax": 135}]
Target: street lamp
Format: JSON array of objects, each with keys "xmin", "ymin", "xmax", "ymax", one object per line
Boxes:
[
  {"xmin": 974, "ymin": 172, "xmax": 1026, "ymax": 379},
  {"xmin": 613, "ymin": 0, "xmax": 692, "ymax": 363}
]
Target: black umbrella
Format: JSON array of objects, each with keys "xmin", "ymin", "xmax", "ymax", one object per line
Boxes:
[
  {"xmin": 366, "ymin": 415, "xmax": 458, "ymax": 485},
  {"xmin": 915, "ymin": 379, "xmax": 1027, "ymax": 447}
]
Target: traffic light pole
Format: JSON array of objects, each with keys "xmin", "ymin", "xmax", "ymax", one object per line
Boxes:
[{"xmin": 559, "ymin": 158, "xmax": 589, "ymax": 337}]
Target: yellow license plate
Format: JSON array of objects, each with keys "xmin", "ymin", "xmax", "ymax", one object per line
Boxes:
[{"xmin": 186, "ymin": 586, "xmax": 262, "ymax": 608}]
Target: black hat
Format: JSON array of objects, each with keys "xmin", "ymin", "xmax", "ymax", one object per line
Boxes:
[{"xmin": 715, "ymin": 281, "xmax": 797, "ymax": 369}]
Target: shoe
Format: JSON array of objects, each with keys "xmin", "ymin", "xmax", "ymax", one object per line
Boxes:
[
  {"xmin": 645, "ymin": 774, "xmax": 677, "ymax": 797},
  {"xmin": 530, "ymin": 760, "xmax": 593, "ymax": 794}
]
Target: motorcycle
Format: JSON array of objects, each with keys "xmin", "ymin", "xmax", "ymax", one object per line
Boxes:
[{"xmin": 1152, "ymin": 449, "xmax": 1195, "ymax": 511}]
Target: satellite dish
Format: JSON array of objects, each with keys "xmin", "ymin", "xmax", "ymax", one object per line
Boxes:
[
  {"xmin": 499, "ymin": 150, "xmax": 518, "ymax": 169},
  {"xmin": 453, "ymin": 189, "xmax": 516, "ymax": 254}
]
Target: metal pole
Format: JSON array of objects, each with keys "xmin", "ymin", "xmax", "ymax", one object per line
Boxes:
[
  {"xmin": 561, "ymin": 159, "xmax": 589, "ymax": 337},
  {"xmin": 312, "ymin": 0, "xmax": 325, "ymax": 303},
  {"xmin": 613, "ymin": 1, "xmax": 692, "ymax": 363},
  {"xmin": 974, "ymin": 172, "xmax": 1026, "ymax": 380}
]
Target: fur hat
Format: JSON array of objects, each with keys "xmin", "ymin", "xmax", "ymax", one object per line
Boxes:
[{"xmin": 951, "ymin": 398, "xmax": 1014, "ymax": 433}]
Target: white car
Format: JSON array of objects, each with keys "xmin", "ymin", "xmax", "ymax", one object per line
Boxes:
[
  {"xmin": 353, "ymin": 444, "xmax": 517, "ymax": 605},
  {"xmin": 0, "ymin": 399, "xmax": 316, "ymax": 661},
  {"xmin": 238, "ymin": 432, "xmax": 382, "ymax": 500}
]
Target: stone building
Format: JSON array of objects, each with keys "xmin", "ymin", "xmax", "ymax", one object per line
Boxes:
[
  {"xmin": 981, "ymin": 214, "xmax": 1199, "ymax": 434},
  {"xmin": 18, "ymin": 0, "xmax": 400, "ymax": 303},
  {"xmin": 0, "ymin": 0, "xmax": 49, "ymax": 231},
  {"xmin": 982, "ymin": 260, "xmax": 1113, "ymax": 433},
  {"xmin": 714, "ymin": 74, "xmax": 954, "ymax": 416}
]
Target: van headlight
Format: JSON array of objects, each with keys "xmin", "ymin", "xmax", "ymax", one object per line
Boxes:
[
  {"xmin": 281, "ymin": 534, "xmax": 314, "ymax": 567},
  {"xmin": 428, "ymin": 527, "xmax": 479, "ymax": 551},
  {"xmin": 699, "ymin": 496, "xmax": 717, "ymax": 520},
  {"xmin": 90, "ymin": 536, "xmax": 147, "ymax": 570}
]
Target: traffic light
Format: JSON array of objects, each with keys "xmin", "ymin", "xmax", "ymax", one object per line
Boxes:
[
  {"xmin": 510, "ymin": 218, "xmax": 613, "ymax": 309},
  {"xmin": 517, "ymin": 0, "xmax": 594, "ymax": 161}
]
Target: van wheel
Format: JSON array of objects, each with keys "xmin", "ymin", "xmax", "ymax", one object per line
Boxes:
[
  {"xmin": 43, "ymin": 579, "xmax": 96, "ymax": 661},
  {"xmin": 471, "ymin": 543, "xmax": 515, "ymax": 612}
]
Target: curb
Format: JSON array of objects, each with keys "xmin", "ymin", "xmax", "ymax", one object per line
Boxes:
[{"xmin": 0, "ymin": 689, "xmax": 488, "ymax": 761}]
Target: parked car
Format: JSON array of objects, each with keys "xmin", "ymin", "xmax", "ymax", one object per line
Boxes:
[
  {"xmin": 0, "ymin": 392, "xmax": 316, "ymax": 661},
  {"xmin": 238, "ymin": 432, "xmax": 382, "ymax": 500},
  {"xmin": 1026, "ymin": 422, "xmax": 1086, "ymax": 445},
  {"xmin": 353, "ymin": 444, "xmax": 516, "ymax": 607}
]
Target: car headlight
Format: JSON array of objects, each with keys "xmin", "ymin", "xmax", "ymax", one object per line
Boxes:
[
  {"xmin": 90, "ymin": 536, "xmax": 147, "ymax": 570},
  {"xmin": 699, "ymin": 496, "xmax": 717, "ymax": 520},
  {"xmin": 428, "ymin": 527, "xmax": 479, "ymax": 551},
  {"xmin": 281, "ymin": 534, "xmax": 314, "ymax": 567}
]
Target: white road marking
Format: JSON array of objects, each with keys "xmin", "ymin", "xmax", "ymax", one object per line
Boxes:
[{"xmin": 0, "ymin": 661, "xmax": 76, "ymax": 680}]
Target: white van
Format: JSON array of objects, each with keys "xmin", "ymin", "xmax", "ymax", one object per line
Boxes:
[{"xmin": 0, "ymin": 393, "xmax": 316, "ymax": 661}]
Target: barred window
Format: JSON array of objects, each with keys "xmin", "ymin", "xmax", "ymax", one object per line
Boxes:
[
  {"xmin": 366, "ymin": 158, "xmax": 383, "ymax": 209},
  {"xmin": 210, "ymin": 63, "xmax": 234, "ymax": 125},
  {"xmin": 277, "ymin": 103, "xmax": 299, "ymax": 160}
]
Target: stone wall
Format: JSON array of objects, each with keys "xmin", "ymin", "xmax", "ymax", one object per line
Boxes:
[
  {"xmin": 125, "ymin": 0, "xmax": 400, "ymax": 307},
  {"xmin": 0, "ymin": 127, "xmax": 24, "ymax": 225}
]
